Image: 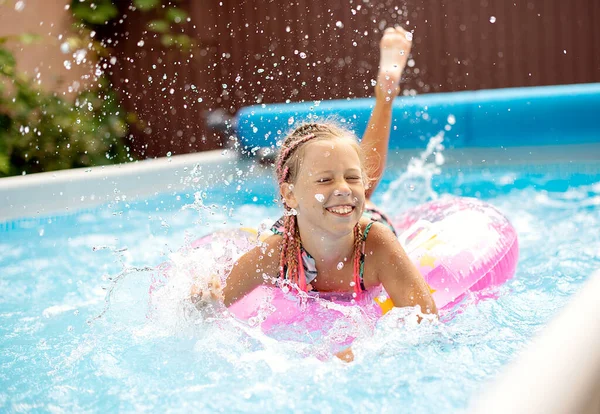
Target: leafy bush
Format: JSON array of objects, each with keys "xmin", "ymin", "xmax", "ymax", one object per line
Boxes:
[
  {"xmin": 0, "ymin": 0, "xmax": 193, "ymax": 177},
  {"xmin": 70, "ymin": 0, "xmax": 193, "ymax": 49},
  {"xmin": 0, "ymin": 37, "xmax": 130, "ymax": 177}
]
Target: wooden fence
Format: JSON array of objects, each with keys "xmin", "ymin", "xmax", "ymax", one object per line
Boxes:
[{"xmin": 105, "ymin": 0, "xmax": 600, "ymax": 157}]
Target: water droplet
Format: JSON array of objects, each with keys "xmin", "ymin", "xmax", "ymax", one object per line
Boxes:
[
  {"xmin": 137, "ymin": 40, "xmax": 145, "ymax": 47},
  {"xmin": 315, "ymin": 194, "xmax": 325, "ymax": 203},
  {"xmin": 60, "ymin": 42, "xmax": 70, "ymax": 54},
  {"xmin": 74, "ymin": 49, "xmax": 86, "ymax": 65},
  {"xmin": 335, "ymin": 21, "xmax": 344, "ymax": 28},
  {"xmin": 489, "ymin": 16, "xmax": 496, "ymax": 23},
  {"xmin": 284, "ymin": 208, "xmax": 298, "ymax": 216},
  {"xmin": 405, "ymin": 32, "xmax": 413, "ymax": 41},
  {"xmin": 14, "ymin": 1, "xmax": 25, "ymax": 11},
  {"xmin": 447, "ymin": 114, "xmax": 456, "ymax": 125},
  {"xmin": 287, "ymin": 116, "xmax": 294, "ymax": 125},
  {"xmin": 337, "ymin": 262, "xmax": 344, "ymax": 270},
  {"xmin": 299, "ymin": 52, "xmax": 307, "ymax": 59},
  {"xmin": 63, "ymin": 60, "xmax": 71, "ymax": 70},
  {"xmin": 435, "ymin": 152, "xmax": 445, "ymax": 165}
]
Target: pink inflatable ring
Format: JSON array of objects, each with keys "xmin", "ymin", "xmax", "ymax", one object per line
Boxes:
[{"xmin": 155, "ymin": 196, "xmax": 518, "ymax": 335}]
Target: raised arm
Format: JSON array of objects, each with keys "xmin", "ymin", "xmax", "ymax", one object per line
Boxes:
[{"xmin": 361, "ymin": 26, "xmax": 412, "ymax": 198}]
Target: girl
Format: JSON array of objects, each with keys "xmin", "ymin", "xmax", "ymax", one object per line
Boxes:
[{"xmin": 192, "ymin": 27, "xmax": 437, "ymax": 359}]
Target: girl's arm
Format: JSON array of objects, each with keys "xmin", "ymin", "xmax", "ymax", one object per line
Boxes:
[
  {"xmin": 361, "ymin": 26, "xmax": 412, "ymax": 198},
  {"xmin": 361, "ymin": 100, "xmax": 394, "ymax": 198},
  {"xmin": 366, "ymin": 223, "xmax": 438, "ymax": 315},
  {"xmin": 220, "ymin": 235, "xmax": 281, "ymax": 307}
]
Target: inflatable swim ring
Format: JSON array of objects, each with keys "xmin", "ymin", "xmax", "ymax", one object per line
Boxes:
[{"xmin": 154, "ymin": 196, "xmax": 518, "ymax": 337}]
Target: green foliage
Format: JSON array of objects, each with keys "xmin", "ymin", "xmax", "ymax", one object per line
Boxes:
[
  {"xmin": 147, "ymin": 20, "xmax": 170, "ymax": 33},
  {"xmin": 0, "ymin": 0, "xmax": 199, "ymax": 177},
  {"xmin": 70, "ymin": 0, "xmax": 194, "ymax": 51},
  {"xmin": 0, "ymin": 42, "xmax": 130, "ymax": 177},
  {"xmin": 165, "ymin": 7, "xmax": 188, "ymax": 24},
  {"xmin": 70, "ymin": 0, "xmax": 119, "ymax": 26},
  {"xmin": 133, "ymin": 0, "xmax": 160, "ymax": 11}
]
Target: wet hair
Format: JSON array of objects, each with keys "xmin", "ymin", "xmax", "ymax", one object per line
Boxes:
[{"xmin": 274, "ymin": 122, "xmax": 370, "ymax": 290}]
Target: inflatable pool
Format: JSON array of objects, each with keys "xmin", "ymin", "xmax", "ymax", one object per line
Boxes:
[{"xmin": 153, "ymin": 196, "xmax": 518, "ymax": 336}]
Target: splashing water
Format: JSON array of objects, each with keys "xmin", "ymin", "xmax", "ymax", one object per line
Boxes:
[
  {"xmin": 2, "ymin": 146, "xmax": 599, "ymax": 411},
  {"xmin": 380, "ymin": 131, "xmax": 445, "ymax": 212}
]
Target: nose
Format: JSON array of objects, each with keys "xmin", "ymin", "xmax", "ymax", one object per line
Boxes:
[{"xmin": 333, "ymin": 180, "xmax": 352, "ymax": 197}]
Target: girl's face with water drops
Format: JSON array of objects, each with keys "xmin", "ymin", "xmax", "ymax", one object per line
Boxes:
[{"xmin": 281, "ymin": 138, "xmax": 366, "ymax": 238}]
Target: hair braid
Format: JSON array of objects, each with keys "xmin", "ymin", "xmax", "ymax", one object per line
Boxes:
[
  {"xmin": 275, "ymin": 132, "xmax": 316, "ymax": 289},
  {"xmin": 278, "ymin": 214, "xmax": 302, "ymax": 287},
  {"xmin": 352, "ymin": 223, "xmax": 364, "ymax": 296}
]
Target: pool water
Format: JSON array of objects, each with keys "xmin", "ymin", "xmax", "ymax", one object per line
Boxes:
[{"xmin": 1, "ymin": 146, "xmax": 600, "ymax": 412}]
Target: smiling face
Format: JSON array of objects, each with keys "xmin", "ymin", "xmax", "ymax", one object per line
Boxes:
[{"xmin": 281, "ymin": 138, "xmax": 367, "ymax": 238}]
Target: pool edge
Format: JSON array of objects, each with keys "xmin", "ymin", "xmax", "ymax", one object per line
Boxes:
[{"xmin": 0, "ymin": 150, "xmax": 238, "ymax": 222}]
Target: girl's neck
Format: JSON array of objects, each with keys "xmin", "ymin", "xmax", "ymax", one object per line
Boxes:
[{"xmin": 297, "ymin": 226, "xmax": 356, "ymax": 266}]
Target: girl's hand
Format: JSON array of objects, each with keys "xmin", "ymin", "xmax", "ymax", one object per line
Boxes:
[
  {"xmin": 335, "ymin": 348, "xmax": 355, "ymax": 362},
  {"xmin": 376, "ymin": 26, "xmax": 413, "ymax": 102},
  {"xmin": 190, "ymin": 275, "xmax": 224, "ymax": 313}
]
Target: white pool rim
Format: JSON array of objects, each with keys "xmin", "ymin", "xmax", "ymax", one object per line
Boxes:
[{"xmin": 0, "ymin": 150, "xmax": 237, "ymax": 222}]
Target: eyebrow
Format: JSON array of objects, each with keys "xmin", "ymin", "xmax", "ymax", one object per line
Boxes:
[{"xmin": 314, "ymin": 168, "xmax": 362, "ymax": 174}]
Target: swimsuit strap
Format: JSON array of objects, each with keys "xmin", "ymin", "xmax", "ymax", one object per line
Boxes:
[
  {"xmin": 272, "ymin": 217, "xmax": 375, "ymax": 294},
  {"xmin": 354, "ymin": 221, "xmax": 376, "ymax": 292},
  {"xmin": 363, "ymin": 220, "xmax": 376, "ymax": 240}
]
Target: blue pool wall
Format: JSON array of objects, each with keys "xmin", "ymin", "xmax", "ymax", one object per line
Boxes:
[{"xmin": 235, "ymin": 83, "xmax": 600, "ymax": 150}]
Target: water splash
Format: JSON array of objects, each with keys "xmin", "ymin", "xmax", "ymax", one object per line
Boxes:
[{"xmin": 380, "ymin": 131, "xmax": 445, "ymax": 211}]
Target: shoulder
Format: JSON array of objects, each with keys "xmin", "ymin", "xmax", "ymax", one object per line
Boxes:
[
  {"xmin": 360, "ymin": 219, "xmax": 405, "ymax": 287},
  {"xmin": 262, "ymin": 233, "xmax": 283, "ymax": 249},
  {"xmin": 232, "ymin": 233, "xmax": 282, "ymax": 272},
  {"xmin": 361, "ymin": 218, "xmax": 400, "ymax": 251},
  {"xmin": 252, "ymin": 233, "xmax": 283, "ymax": 262}
]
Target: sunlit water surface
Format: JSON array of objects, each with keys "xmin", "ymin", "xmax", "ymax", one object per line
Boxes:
[{"xmin": 1, "ymin": 149, "xmax": 600, "ymax": 413}]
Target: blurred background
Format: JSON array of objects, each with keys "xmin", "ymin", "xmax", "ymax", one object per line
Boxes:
[{"xmin": 1, "ymin": 0, "xmax": 599, "ymax": 176}]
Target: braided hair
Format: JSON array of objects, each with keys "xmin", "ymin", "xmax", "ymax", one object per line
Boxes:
[{"xmin": 274, "ymin": 123, "xmax": 368, "ymax": 294}]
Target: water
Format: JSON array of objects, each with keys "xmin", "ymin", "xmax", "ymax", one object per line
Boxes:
[{"xmin": 1, "ymin": 149, "xmax": 600, "ymax": 412}]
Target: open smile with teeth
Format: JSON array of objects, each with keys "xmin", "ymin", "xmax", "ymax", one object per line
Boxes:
[{"xmin": 326, "ymin": 205, "xmax": 355, "ymax": 216}]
